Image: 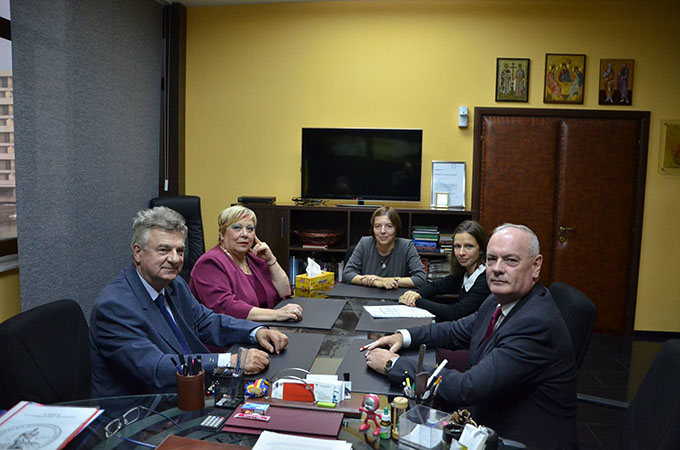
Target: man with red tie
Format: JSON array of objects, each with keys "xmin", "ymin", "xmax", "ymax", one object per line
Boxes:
[{"xmin": 365, "ymin": 224, "xmax": 577, "ymax": 450}]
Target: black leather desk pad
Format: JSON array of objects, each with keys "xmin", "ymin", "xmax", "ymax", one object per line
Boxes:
[
  {"xmin": 355, "ymin": 301, "xmax": 434, "ymax": 332},
  {"xmin": 259, "ymin": 297, "xmax": 346, "ymax": 330},
  {"xmin": 335, "ymin": 337, "xmax": 436, "ymax": 396},
  {"xmin": 326, "ymin": 283, "xmax": 409, "ymax": 301},
  {"xmin": 227, "ymin": 332, "xmax": 324, "ymax": 380}
]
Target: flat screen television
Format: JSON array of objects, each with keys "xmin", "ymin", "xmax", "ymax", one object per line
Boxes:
[{"xmin": 301, "ymin": 128, "xmax": 423, "ymax": 202}]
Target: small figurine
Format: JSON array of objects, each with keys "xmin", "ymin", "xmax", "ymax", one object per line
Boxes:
[{"xmin": 359, "ymin": 393, "xmax": 381, "ymax": 436}]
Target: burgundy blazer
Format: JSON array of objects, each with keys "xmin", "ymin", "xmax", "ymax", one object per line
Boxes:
[{"xmin": 190, "ymin": 246, "xmax": 281, "ymax": 319}]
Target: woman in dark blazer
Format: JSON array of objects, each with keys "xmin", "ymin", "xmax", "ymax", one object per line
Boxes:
[{"xmin": 399, "ymin": 220, "xmax": 490, "ymax": 322}]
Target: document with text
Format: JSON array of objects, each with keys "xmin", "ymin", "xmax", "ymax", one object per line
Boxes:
[{"xmin": 364, "ymin": 304, "xmax": 435, "ymax": 319}]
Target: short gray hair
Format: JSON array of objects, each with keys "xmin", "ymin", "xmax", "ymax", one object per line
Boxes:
[
  {"xmin": 492, "ymin": 223, "xmax": 540, "ymax": 258},
  {"xmin": 132, "ymin": 206, "xmax": 187, "ymax": 249}
]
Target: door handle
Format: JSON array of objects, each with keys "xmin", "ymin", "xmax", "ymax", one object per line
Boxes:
[{"xmin": 558, "ymin": 226, "xmax": 574, "ymax": 243}]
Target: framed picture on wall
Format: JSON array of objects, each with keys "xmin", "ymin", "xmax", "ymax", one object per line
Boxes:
[
  {"xmin": 599, "ymin": 59, "xmax": 634, "ymax": 105},
  {"xmin": 543, "ymin": 53, "xmax": 586, "ymax": 104},
  {"xmin": 658, "ymin": 120, "xmax": 680, "ymax": 175},
  {"xmin": 495, "ymin": 58, "xmax": 530, "ymax": 102}
]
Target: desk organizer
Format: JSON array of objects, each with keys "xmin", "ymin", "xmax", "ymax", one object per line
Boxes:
[{"xmin": 398, "ymin": 405, "xmax": 448, "ymax": 450}]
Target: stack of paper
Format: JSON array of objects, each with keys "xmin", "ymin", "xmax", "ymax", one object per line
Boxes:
[
  {"xmin": 364, "ymin": 305, "xmax": 435, "ymax": 319},
  {"xmin": 253, "ymin": 430, "xmax": 351, "ymax": 450},
  {"xmin": 0, "ymin": 401, "xmax": 103, "ymax": 450}
]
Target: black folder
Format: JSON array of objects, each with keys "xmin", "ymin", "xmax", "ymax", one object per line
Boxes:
[
  {"xmin": 227, "ymin": 332, "xmax": 324, "ymax": 380},
  {"xmin": 326, "ymin": 283, "xmax": 409, "ymax": 300},
  {"xmin": 335, "ymin": 337, "xmax": 436, "ymax": 396},
  {"xmin": 259, "ymin": 297, "xmax": 346, "ymax": 330}
]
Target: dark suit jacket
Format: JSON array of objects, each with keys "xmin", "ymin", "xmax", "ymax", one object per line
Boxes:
[
  {"xmin": 89, "ymin": 264, "xmax": 261, "ymax": 397},
  {"xmin": 390, "ymin": 283, "xmax": 577, "ymax": 450}
]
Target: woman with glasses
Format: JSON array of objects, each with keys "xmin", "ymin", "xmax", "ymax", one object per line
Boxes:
[
  {"xmin": 342, "ymin": 206, "xmax": 426, "ymax": 289},
  {"xmin": 398, "ymin": 220, "xmax": 490, "ymax": 322},
  {"xmin": 190, "ymin": 205, "xmax": 303, "ymax": 321}
]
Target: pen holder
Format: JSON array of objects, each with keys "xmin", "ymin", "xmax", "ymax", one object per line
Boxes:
[
  {"xmin": 213, "ymin": 371, "xmax": 246, "ymax": 408},
  {"xmin": 177, "ymin": 369, "xmax": 205, "ymax": 411}
]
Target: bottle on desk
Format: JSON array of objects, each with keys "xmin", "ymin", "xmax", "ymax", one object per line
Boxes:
[{"xmin": 379, "ymin": 406, "xmax": 392, "ymax": 439}]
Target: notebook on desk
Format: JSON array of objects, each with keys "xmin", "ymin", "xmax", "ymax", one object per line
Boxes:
[
  {"xmin": 335, "ymin": 337, "xmax": 436, "ymax": 396},
  {"xmin": 258, "ymin": 297, "xmax": 346, "ymax": 330},
  {"xmin": 326, "ymin": 283, "xmax": 408, "ymax": 300},
  {"xmin": 226, "ymin": 332, "xmax": 324, "ymax": 380}
]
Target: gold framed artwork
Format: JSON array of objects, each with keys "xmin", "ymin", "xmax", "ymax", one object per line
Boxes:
[
  {"xmin": 599, "ymin": 59, "xmax": 634, "ymax": 105},
  {"xmin": 495, "ymin": 58, "xmax": 530, "ymax": 102},
  {"xmin": 544, "ymin": 53, "xmax": 586, "ymax": 104},
  {"xmin": 658, "ymin": 120, "xmax": 680, "ymax": 175}
]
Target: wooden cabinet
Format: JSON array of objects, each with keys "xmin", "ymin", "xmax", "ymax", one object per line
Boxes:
[{"xmin": 243, "ymin": 204, "xmax": 475, "ymax": 276}]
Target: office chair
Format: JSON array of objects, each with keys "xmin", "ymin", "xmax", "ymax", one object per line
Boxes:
[
  {"xmin": 579, "ymin": 339, "xmax": 680, "ymax": 450},
  {"xmin": 548, "ymin": 281, "xmax": 596, "ymax": 371},
  {"xmin": 0, "ymin": 299, "xmax": 91, "ymax": 409},
  {"xmin": 150, "ymin": 195, "xmax": 206, "ymax": 283},
  {"xmin": 343, "ymin": 244, "xmax": 357, "ymax": 267}
]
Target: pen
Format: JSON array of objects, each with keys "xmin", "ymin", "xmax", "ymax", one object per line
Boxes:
[
  {"xmin": 426, "ymin": 359, "xmax": 448, "ymax": 390},
  {"xmin": 359, "ymin": 341, "xmax": 378, "ymax": 352},
  {"xmin": 403, "ymin": 370, "xmax": 412, "ymax": 389},
  {"xmin": 417, "ymin": 344, "xmax": 426, "ymax": 372},
  {"xmin": 171, "ymin": 357, "xmax": 182, "ymax": 374},
  {"xmin": 433, "ymin": 375, "xmax": 442, "ymax": 387}
]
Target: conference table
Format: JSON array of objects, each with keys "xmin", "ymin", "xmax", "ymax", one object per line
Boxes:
[
  {"xmin": 59, "ymin": 285, "xmax": 525, "ymax": 449},
  {"xmin": 62, "ymin": 287, "xmax": 429, "ymax": 449}
]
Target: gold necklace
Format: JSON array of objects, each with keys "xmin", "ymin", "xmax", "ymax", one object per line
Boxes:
[{"xmin": 219, "ymin": 244, "xmax": 251, "ymax": 275}]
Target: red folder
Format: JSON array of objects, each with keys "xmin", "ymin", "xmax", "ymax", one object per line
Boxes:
[{"xmin": 222, "ymin": 405, "xmax": 343, "ymax": 438}]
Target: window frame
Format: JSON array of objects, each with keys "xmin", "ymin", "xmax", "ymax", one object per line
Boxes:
[{"xmin": 0, "ymin": 14, "xmax": 15, "ymax": 257}]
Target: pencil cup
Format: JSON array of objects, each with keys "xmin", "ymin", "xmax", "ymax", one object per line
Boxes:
[
  {"xmin": 177, "ymin": 369, "xmax": 205, "ymax": 411},
  {"xmin": 213, "ymin": 372, "xmax": 245, "ymax": 408}
]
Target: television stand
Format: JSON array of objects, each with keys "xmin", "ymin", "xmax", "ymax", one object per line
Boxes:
[{"xmin": 336, "ymin": 204, "xmax": 380, "ymax": 209}]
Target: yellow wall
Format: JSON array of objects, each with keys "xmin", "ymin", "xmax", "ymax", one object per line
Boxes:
[
  {"xmin": 185, "ymin": 0, "xmax": 680, "ymax": 332},
  {"xmin": 0, "ymin": 269, "xmax": 20, "ymax": 323}
]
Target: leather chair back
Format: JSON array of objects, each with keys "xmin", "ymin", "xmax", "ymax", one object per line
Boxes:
[
  {"xmin": 549, "ymin": 281, "xmax": 596, "ymax": 371},
  {"xmin": 0, "ymin": 300, "xmax": 91, "ymax": 409},
  {"xmin": 621, "ymin": 339, "xmax": 680, "ymax": 450},
  {"xmin": 150, "ymin": 195, "xmax": 205, "ymax": 283}
]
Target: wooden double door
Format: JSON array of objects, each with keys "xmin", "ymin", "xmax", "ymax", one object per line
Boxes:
[{"xmin": 473, "ymin": 108, "xmax": 649, "ymax": 333}]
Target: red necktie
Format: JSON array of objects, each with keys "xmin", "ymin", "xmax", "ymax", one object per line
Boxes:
[{"xmin": 482, "ymin": 306, "xmax": 503, "ymax": 342}]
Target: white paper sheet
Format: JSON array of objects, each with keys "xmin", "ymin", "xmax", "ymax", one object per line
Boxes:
[
  {"xmin": 0, "ymin": 401, "xmax": 103, "ymax": 450},
  {"xmin": 252, "ymin": 430, "xmax": 351, "ymax": 450},
  {"xmin": 364, "ymin": 305, "xmax": 435, "ymax": 318}
]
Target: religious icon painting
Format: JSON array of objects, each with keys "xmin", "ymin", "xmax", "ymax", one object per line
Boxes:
[
  {"xmin": 599, "ymin": 59, "xmax": 634, "ymax": 106},
  {"xmin": 495, "ymin": 58, "xmax": 530, "ymax": 102},
  {"xmin": 543, "ymin": 53, "xmax": 586, "ymax": 104}
]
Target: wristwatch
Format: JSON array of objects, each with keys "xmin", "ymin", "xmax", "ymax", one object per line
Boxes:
[{"xmin": 384, "ymin": 357, "xmax": 397, "ymax": 375}]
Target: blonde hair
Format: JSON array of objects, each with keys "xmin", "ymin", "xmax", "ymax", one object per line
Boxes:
[{"xmin": 217, "ymin": 205, "xmax": 257, "ymax": 240}]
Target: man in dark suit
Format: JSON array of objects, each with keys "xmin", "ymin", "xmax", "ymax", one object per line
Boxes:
[
  {"xmin": 365, "ymin": 224, "xmax": 577, "ymax": 449},
  {"xmin": 90, "ymin": 206, "xmax": 288, "ymax": 397}
]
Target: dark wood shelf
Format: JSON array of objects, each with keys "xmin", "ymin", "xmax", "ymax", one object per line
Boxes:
[{"xmin": 241, "ymin": 204, "xmax": 476, "ymax": 275}]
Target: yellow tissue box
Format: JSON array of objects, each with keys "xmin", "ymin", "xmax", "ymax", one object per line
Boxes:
[{"xmin": 295, "ymin": 272, "xmax": 334, "ymax": 290}]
